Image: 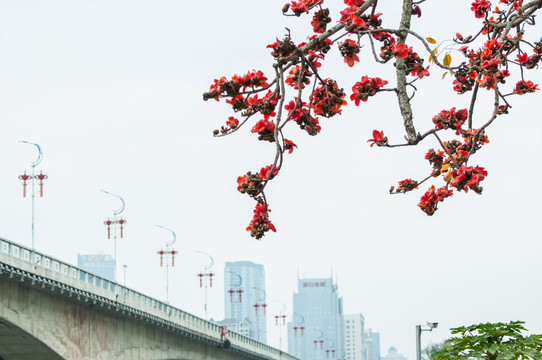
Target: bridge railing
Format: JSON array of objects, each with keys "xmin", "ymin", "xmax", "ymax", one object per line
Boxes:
[{"xmin": 0, "ymin": 237, "xmax": 298, "ymax": 360}]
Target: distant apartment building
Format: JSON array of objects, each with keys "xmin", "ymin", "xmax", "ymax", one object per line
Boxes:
[
  {"xmin": 223, "ymin": 261, "xmax": 267, "ymax": 343},
  {"xmin": 364, "ymin": 329, "xmax": 381, "ymax": 360},
  {"xmin": 288, "ymin": 278, "xmax": 345, "ymax": 360},
  {"xmin": 344, "ymin": 314, "xmax": 366, "ymax": 360},
  {"xmin": 77, "ymin": 253, "xmax": 115, "ymax": 281}
]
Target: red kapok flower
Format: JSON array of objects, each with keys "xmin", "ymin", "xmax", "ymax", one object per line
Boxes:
[
  {"xmin": 514, "ymin": 80, "xmax": 539, "ymax": 94},
  {"xmin": 283, "ymin": 139, "xmax": 298, "ymax": 154},
  {"xmin": 418, "ymin": 185, "xmax": 453, "ymax": 216},
  {"xmin": 246, "ymin": 203, "xmax": 276, "ymax": 240},
  {"xmin": 367, "ymin": 130, "xmax": 388, "ymax": 147},
  {"xmin": 227, "ymin": 116, "xmax": 239, "ymax": 129},
  {"xmin": 259, "ymin": 164, "xmax": 280, "ymax": 180},
  {"xmin": 516, "ymin": 52, "xmax": 529, "ymax": 64},
  {"xmin": 350, "ymin": 76, "xmax": 388, "ymax": 105},
  {"xmin": 471, "ymin": 0, "xmax": 491, "ymax": 18},
  {"xmin": 394, "ymin": 179, "xmax": 419, "ymax": 193},
  {"xmin": 432, "ymin": 107, "xmax": 468, "ymax": 134},
  {"xmin": 339, "ymin": 39, "xmax": 360, "ymax": 67}
]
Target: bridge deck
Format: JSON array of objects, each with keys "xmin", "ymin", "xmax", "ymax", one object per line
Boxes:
[{"xmin": 0, "ymin": 237, "xmax": 298, "ymax": 360}]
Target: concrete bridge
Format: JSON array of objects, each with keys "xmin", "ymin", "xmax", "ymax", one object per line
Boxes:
[{"xmin": 0, "ymin": 237, "xmax": 298, "ymax": 360}]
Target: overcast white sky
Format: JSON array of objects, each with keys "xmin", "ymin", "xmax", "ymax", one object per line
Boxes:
[{"xmin": 1, "ymin": 1, "xmax": 541, "ymax": 359}]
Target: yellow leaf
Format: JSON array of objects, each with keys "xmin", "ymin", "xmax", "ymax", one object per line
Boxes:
[
  {"xmin": 429, "ymin": 47, "xmax": 438, "ymax": 64},
  {"xmin": 443, "ymin": 53, "xmax": 452, "ymax": 67},
  {"xmin": 442, "ymin": 72, "xmax": 447, "ymax": 80},
  {"xmin": 425, "ymin": 37, "xmax": 437, "ymax": 44},
  {"xmin": 441, "ymin": 163, "xmax": 450, "ymax": 172}
]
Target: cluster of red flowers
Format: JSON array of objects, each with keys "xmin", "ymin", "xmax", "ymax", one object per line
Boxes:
[
  {"xmin": 285, "ymin": 99, "xmax": 321, "ymax": 135},
  {"xmin": 267, "ymin": 37, "xmax": 298, "ymax": 61},
  {"xmin": 418, "ymin": 186, "xmax": 453, "ymax": 216},
  {"xmin": 376, "ymin": 32, "xmax": 429, "ymax": 78},
  {"xmin": 376, "ymin": 32, "xmax": 398, "ymax": 62},
  {"xmin": 432, "ymin": 108, "xmax": 468, "ymax": 134},
  {"xmin": 425, "ymin": 149, "xmax": 445, "ymax": 177},
  {"xmin": 453, "ymin": 38, "xmax": 519, "ymax": 93},
  {"xmin": 452, "ymin": 64, "xmax": 479, "ymax": 94},
  {"xmin": 203, "ymin": 0, "xmax": 542, "ymax": 237},
  {"xmin": 350, "ymin": 76, "xmax": 388, "ymax": 105},
  {"xmin": 311, "ymin": 8, "xmax": 332, "ymax": 33},
  {"xmin": 339, "ymin": 3, "xmax": 367, "ymax": 31},
  {"xmin": 310, "ymin": 79, "xmax": 347, "ymax": 117},
  {"xmin": 286, "ymin": 65, "xmax": 314, "ymax": 89},
  {"xmin": 237, "ymin": 172, "xmax": 264, "ymax": 197},
  {"xmin": 390, "ymin": 179, "xmax": 418, "ymax": 194},
  {"xmin": 448, "ymin": 165, "xmax": 488, "ymax": 194},
  {"xmin": 203, "ymin": 70, "xmax": 269, "ymax": 101},
  {"xmin": 251, "ymin": 119, "xmax": 275, "ymax": 142},
  {"xmin": 514, "ymin": 80, "xmax": 539, "ymax": 94},
  {"xmin": 471, "ymin": 0, "xmax": 491, "ymax": 18},
  {"xmin": 282, "ymin": 0, "xmax": 321, "ymax": 16},
  {"xmin": 236, "ymin": 165, "xmax": 282, "ymax": 239},
  {"xmin": 442, "ymin": 128, "xmax": 489, "ymax": 165},
  {"xmin": 246, "ymin": 203, "xmax": 276, "ymax": 240},
  {"xmin": 237, "ymin": 165, "xmax": 280, "ymax": 196},
  {"xmin": 339, "ymin": 39, "xmax": 360, "ymax": 67}
]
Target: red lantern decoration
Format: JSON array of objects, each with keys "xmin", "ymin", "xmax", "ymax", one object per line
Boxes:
[
  {"xmin": 35, "ymin": 171, "xmax": 48, "ymax": 197},
  {"xmin": 18, "ymin": 172, "xmax": 31, "ymax": 197},
  {"xmin": 170, "ymin": 249, "xmax": 177, "ymax": 267},
  {"xmin": 116, "ymin": 218, "xmax": 127, "ymax": 238},
  {"xmin": 208, "ymin": 272, "xmax": 214, "ymax": 287},
  {"xmin": 104, "ymin": 218, "xmax": 113, "ymax": 239},
  {"xmin": 157, "ymin": 249, "xmax": 165, "ymax": 267}
]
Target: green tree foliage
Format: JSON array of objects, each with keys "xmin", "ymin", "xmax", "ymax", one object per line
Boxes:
[
  {"xmin": 432, "ymin": 321, "xmax": 542, "ymax": 360},
  {"xmin": 423, "ymin": 343, "xmax": 444, "ymax": 360}
]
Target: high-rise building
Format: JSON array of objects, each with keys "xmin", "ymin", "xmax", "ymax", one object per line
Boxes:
[
  {"xmin": 223, "ymin": 261, "xmax": 267, "ymax": 343},
  {"xmin": 364, "ymin": 329, "xmax": 381, "ymax": 360},
  {"xmin": 288, "ymin": 278, "xmax": 345, "ymax": 360},
  {"xmin": 77, "ymin": 253, "xmax": 115, "ymax": 282},
  {"xmin": 344, "ymin": 314, "xmax": 366, "ymax": 360}
]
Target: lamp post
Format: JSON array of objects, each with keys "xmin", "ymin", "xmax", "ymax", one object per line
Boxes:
[
  {"xmin": 252, "ymin": 287, "xmax": 267, "ymax": 342},
  {"xmin": 100, "ymin": 190, "xmax": 126, "ymax": 282},
  {"xmin": 416, "ymin": 322, "xmax": 438, "ymax": 360},
  {"xmin": 195, "ymin": 250, "xmax": 214, "ymax": 319},
  {"xmin": 293, "ymin": 313, "xmax": 305, "ymax": 359},
  {"xmin": 273, "ymin": 299, "xmax": 287, "ymax": 352},
  {"xmin": 19, "ymin": 141, "xmax": 48, "ymax": 250},
  {"xmin": 155, "ymin": 225, "xmax": 176, "ymax": 304}
]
